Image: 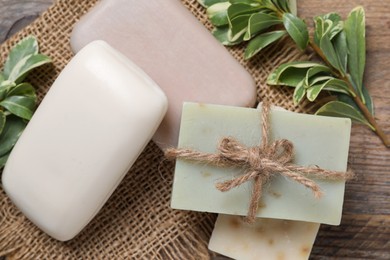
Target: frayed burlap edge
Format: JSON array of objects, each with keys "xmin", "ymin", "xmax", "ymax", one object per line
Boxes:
[{"xmin": 0, "ymin": 0, "xmax": 311, "ymax": 259}]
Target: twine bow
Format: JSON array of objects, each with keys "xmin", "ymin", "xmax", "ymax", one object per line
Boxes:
[{"xmin": 165, "ymin": 102, "xmax": 353, "ymax": 224}]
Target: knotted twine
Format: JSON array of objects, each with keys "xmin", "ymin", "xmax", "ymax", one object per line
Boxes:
[{"xmin": 165, "ymin": 102, "xmax": 354, "ymax": 224}]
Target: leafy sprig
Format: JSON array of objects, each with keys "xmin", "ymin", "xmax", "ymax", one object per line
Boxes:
[
  {"xmin": 0, "ymin": 36, "xmax": 51, "ymax": 168},
  {"xmin": 199, "ymin": 0, "xmax": 390, "ymax": 147}
]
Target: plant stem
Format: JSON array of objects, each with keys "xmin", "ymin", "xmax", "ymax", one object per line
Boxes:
[{"xmin": 309, "ymin": 40, "xmax": 390, "ymax": 147}]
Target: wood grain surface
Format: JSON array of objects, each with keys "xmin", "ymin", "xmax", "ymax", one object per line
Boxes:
[{"xmin": 0, "ymin": 0, "xmax": 389, "ymax": 259}]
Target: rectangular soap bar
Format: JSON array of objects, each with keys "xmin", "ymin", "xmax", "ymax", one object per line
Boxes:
[
  {"xmin": 70, "ymin": 0, "xmax": 256, "ymax": 148},
  {"xmin": 2, "ymin": 41, "xmax": 168, "ymax": 241},
  {"xmin": 171, "ymin": 103, "xmax": 351, "ymax": 225},
  {"xmin": 209, "ymin": 215, "xmax": 320, "ymax": 260}
]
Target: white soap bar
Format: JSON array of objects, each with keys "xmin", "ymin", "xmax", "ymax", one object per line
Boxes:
[
  {"xmin": 2, "ymin": 41, "xmax": 168, "ymax": 241},
  {"xmin": 70, "ymin": 0, "xmax": 256, "ymax": 148},
  {"xmin": 209, "ymin": 215, "xmax": 320, "ymax": 260},
  {"xmin": 171, "ymin": 103, "xmax": 351, "ymax": 225}
]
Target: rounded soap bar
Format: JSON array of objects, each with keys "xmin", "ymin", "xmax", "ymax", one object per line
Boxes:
[
  {"xmin": 2, "ymin": 41, "xmax": 168, "ymax": 241},
  {"xmin": 70, "ymin": 0, "xmax": 257, "ymax": 148}
]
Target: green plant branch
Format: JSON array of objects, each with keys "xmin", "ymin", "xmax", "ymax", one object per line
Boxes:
[{"xmin": 309, "ymin": 40, "xmax": 390, "ymax": 147}]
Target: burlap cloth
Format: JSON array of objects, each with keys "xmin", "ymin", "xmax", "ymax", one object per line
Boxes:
[{"xmin": 0, "ymin": 0, "xmax": 312, "ymax": 259}]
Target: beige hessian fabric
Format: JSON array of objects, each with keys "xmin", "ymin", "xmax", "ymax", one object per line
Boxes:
[{"xmin": 0, "ymin": 0, "xmax": 310, "ymax": 258}]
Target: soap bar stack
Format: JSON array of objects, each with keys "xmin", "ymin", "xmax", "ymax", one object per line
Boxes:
[{"xmin": 170, "ymin": 102, "xmax": 351, "ymax": 259}]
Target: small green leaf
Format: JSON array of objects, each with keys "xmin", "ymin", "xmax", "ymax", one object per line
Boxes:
[
  {"xmin": 321, "ymin": 78, "xmax": 354, "ymax": 96},
  {"xmin": 0, "ymin": 111, "xmax": 5, "ymax": 135},
  {"xmin": 314, "ymin": 16, "xmax": 324, "ymax": 45},
  {"xmin": 244, "ymin": 30, "xmax": 286, "ymax": 59},
  {"xmin": 227, "ymin": 3, "xmax": 261, "ymax": 20},
  {"xmin": 207, "ymin": 2, "xmax": 231, "ymax": 26},
  {"xmin": 307, "ymin": 78, "xmax": 352, "ymax": 102},
  {"xmin": 8, "ymin": 54, "xmax": 51, "ymax": 83},
  {"xmin": 244, "ymin": 12, "xmax": 282, "ymax": 40},
  {"xmin": 0, "ymin": 81, "xmax": 16, "ymax": 100},
  {"xmin": 267, "ymin": 61, "xmax": 321, "ymax": 86},
  {"xmin": 333, "ymin": 30, "xmax": 348, "ymax": 73},
  {"xmin": 212, "ymin": 26, "xmax": 243, "ymax": 45},
  {"xmin": 289, "ymin": 0, "xmax": 297, "ymax": 16},
  {"xmin": 3, "ymin": 36, "xmax": 39, "ymax": 79},
  {"xmin": 362, "ymin": 85, "xmax": 374, "ymax": 115},
  {"xmin": 6, "ymin": 83, "xmax": 36, "ymax": 98},
  {"xmin": 344, "ymin": 6, "xmax": 366, "ymax": 101},
  {"xmin": 197, "ymin": 0, "xmax": 228, "ymax": 8},
  {"xmin": 282, "ymin": 13, "xmax": 309, "ymax": 50},
  {"xmin": 228, "ymin": 14, "xmax": 252, "ymax": 41},
  {"xmin": 316, "ymin": 101, "xmax": 374, "ymax": 130},
  {"xmin": 293, "ymin": 80, "xmax": 306, "ymax": 105},
  {"xmin": 0, "ymin": 96, "xmax": 36, "ymax": 120},
  {"xmin": 0, "ymin": 116, "xmax": 27, "ymax": 156},
  {"xmin": 319, "ymin": 34, "xmax": 341, "ymax": 71},
  {"xmin": 0, "ymin": 152, "xmax": 10, "ymax": 169},
  {"xmin": 304, "ymin": 65, "xmax": 332, "ymax": 87}
]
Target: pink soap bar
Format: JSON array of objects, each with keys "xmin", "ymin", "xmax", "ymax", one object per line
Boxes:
[{"xmin": 71, "ymin": 0, "xmax": 256, "ymax": 148}]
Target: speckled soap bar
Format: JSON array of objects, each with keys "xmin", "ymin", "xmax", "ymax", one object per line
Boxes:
[
  {"xmin": 171, "ymin": 103, "xmax": 351, "ymax": 225},
  {"xmin": 209, "ymin": 215, "xmax": 320, "ymax": 260}
]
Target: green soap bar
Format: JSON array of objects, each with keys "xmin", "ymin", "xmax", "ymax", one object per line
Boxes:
[{"xmin": 171, "ymin": 103, "xmax": 351, "ymax": 225}]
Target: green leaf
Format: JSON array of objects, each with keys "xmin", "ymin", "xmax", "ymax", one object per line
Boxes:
[
  {"xmin": 244, "ymin": 30, "xmax": 286, "ymax": 59},
  {"xmin": 8, "ymin": 54, "xmax": 51, "ymax": 83},
  {"xmin": 289, "ymin": 0, "xmax": 297, "ymax": 16},
  {"xmin": 229, "ymin": 0, "xmax": 260, "ymax": 4},
  {"xmin": 2, "ymin": 36, "xmax": 39, "ymax": 79},
  {"xmin": 333, "ymin": 30, "xmax": 348, "ymax": 73},
  {"xmin": 362, "ymin": 85, "xmax": 374, "ymax": 115},
  {"xmin": 0, "ymin": 152, "xmax": 10, "ymax": 169},
  {"xmin": 197, "ymin": 0, "xmax": 228, "ymax": 8},
  {"xmin": 0, "ymin": 96, "xmax": 36, "ymax": 120},
  {"xmin": 244, "ymin": 12, "xmax": 282, "ymax": 40},
  {"xmin": 314, "ymin": 16, "xmax": 324, "ymax": 46},
  {"xmin": 228, "ymin": 14, "xmax": 252, "ymax": 41},
  {"xmin": 212, "ymin": 26, "xmax": 243, "ymax": 45},
  {"xmin": 227, "ymin": 3, "xmax": 261, "ymax": 20},
  {"xmin": 0, "ymin": 116, "xmax": 27, "ymax": 156},
  {"xmin": 267, "ymin": 61, "xmax": 321, "ymax": 86},
  {"xmin": 321, "ymin": 78, "xmax": 354, "ymax": 95},
  {"xmin": 0, "ymin": 80, "xmax": 16, "ymax": 100},
  {"xmin": 282, "ymin": 13, "xmax": 309, "ymax": 50},
  {"xmin": 319, "ymin": 34, "xmax": 341, "ymax": 71},
  {"xmin": 207, "ymin": 2, "xmax": 231, "ymax": 26},
  {"xmin": 316, "ymin": 101, "xmax": 374, "ymax": 130},
  {"xmin": 337, "ymin": 86, "xmax": 374, "ymax": 116},
  {"xmin": 304, "ymin": 65, "xmax": 332, "ymax": 87},
  {"xmin": 307, "ymin": 78, "xmax": 352, "ymax": 102},
  {"xmin": 0, "ymin": 111, "xmax": 5, "ymax": 135},
  {"xmin": 293, "ymin": 80, "xmax": 306, "ymax": 105},
  {"xmin": 6, "ymin": 83, "xmax": 36, "ymax": 98},
  {"xmin": 344, "ymin": 6, "xmax": 366, "ymax": 101}
]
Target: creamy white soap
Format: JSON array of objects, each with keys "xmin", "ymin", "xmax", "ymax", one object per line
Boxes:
[
  {"xmin": 209, "ymin": 215, "xmax": 320, "ymax": 260},
  {"xmin": 70, "ymin": 0, "xmax": 256, "ymax": 149},
  {"xmin": 171, "ymin": 103, "xmax": 351, "ymax": 225},
  {"xmin": 2, "ymin": 41, "xmax": 168, "ymax": 241}
]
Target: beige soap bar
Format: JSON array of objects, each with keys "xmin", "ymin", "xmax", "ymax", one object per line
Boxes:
[
  {"xmin": 70, "ymin": 0, "xmax": 256, "ymax": 148},
  {"xmin": 209, "ymin": 215, "xmax": 320, "ymax": 260},
  {"xmin": 2, "ymin": 41, "xmax": 167, "ymax": 241}
]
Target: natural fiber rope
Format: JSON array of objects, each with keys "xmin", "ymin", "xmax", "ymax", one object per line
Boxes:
[{"xmin": 165, "ymin": 102, "xmax": 354, "ymax": 224}]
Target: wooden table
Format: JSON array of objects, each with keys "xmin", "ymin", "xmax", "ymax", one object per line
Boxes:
[{"xmin": 0, "ymin": 0, "xmax": 389, "ymax": 259}]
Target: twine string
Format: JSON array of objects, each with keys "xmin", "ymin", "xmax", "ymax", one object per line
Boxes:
[{"xmin": 165, "ymin": 102, "xmax": 353, "ymax": 224}]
